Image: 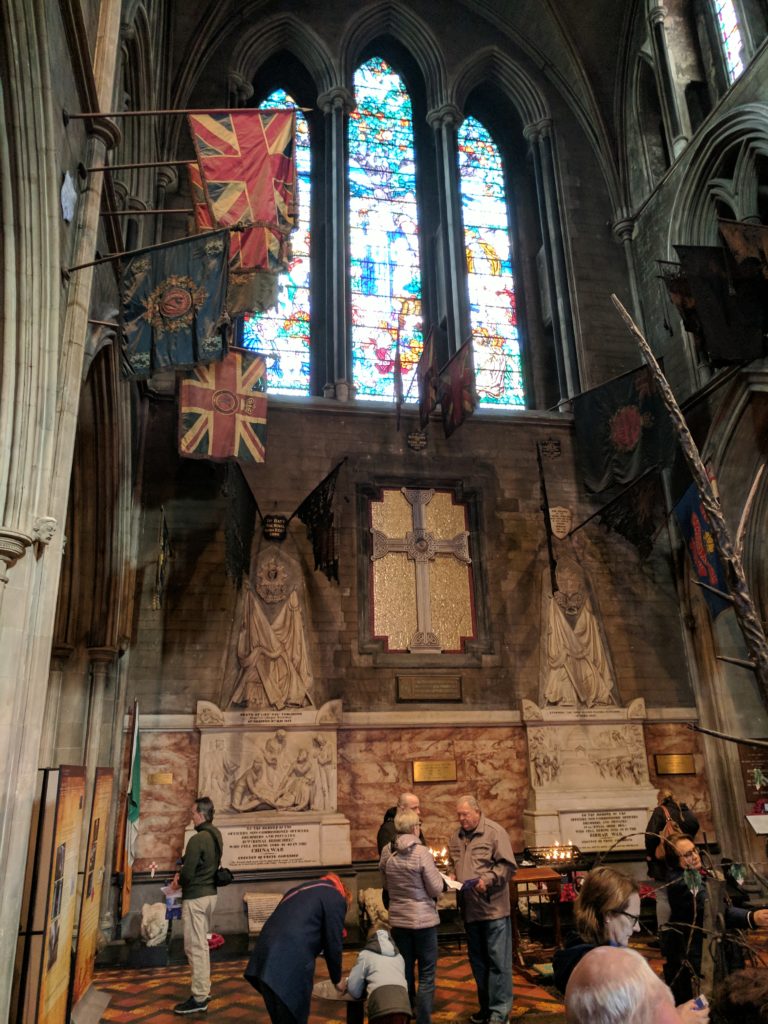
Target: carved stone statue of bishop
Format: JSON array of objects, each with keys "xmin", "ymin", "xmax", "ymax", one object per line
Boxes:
[
  {"xmin": 228, "ymin": 582, "xmax": 314, "ymax": 709},
  {"xmin": 540, "ymin": 557, "xmax": 618, "ymax": 707}
]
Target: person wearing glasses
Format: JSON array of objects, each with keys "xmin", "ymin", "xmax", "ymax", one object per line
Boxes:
[
  {"xmin": 553, "ymin": 866, "xmax": 707, "ymax": 1022},
  {"xmin": 663, "ymin": 836, "xmax": 768, "ymax": 1005}
]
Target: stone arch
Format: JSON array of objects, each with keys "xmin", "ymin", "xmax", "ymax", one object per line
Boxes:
[
  {"xmin": 228, "ymin": 15, "xmax": 336, "ymax": 98},
  {"xmin": 339, "ymin": 1, "xmax": 448, "ymax": 110},
  {"xmin": 669, "ymin": 103, "xmax": 768, "ymax": 248},
  {"xmin": 451, "ymin": 46, "xmax": 549, "ymax": 127}
]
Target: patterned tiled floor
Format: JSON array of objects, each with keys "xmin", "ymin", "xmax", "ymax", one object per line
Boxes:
[{"xmin": 95, "ymin": 949, "xmax": 566, "ymax": 1023}]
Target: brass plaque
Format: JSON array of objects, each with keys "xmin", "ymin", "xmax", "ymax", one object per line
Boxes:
[
  {"xmin": 397, "ymin": 675, "xmax": 463, "ymax": 702},
  {"xmin": 148, "ymin": 772, "xmax": 174, "ymax": 785},
  {"xmin": 654, "ymin": 754, "xmax": 695, "ymax": 776},
  {"xmin": 413, "ymin": 759, "xmax": 457, "ymax": 783}
]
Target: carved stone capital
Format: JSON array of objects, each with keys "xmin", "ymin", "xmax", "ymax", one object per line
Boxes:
[
  {"xmin": 227, "ymin": 70, "xmax": 255, "ymax": 104},
  {"xmin": 88, "ymin": 116, "xmax": 122, "ymax": 150},
  {"xmin": 32, "ymin": 516, "xmax": 57, "ymax": 545},
  {"xmin": 87, "ymin": 646, "xmax": 117, "ymax": 665},
  {"xmin": 612, "ymin": 217, "xmax": 636, "ymax": 243},
  {"xmin": 317, "ymin": 87, "xmax": 356, "ymax": 116},
  {"xmin": 155, "ymin": 165, "xmax": 179, "ymax": 193},
  {"xmin": 0, "ymin": 527, "xmax": 32, "ymax": 583},
  {"xmin": 648, "ymin": 4, "xmax": 667, "ymax": 27},
  {"xmin": 523, "ymin": 117, "xmax": 553, "ymax": 143},
  {"xmin": 426, "ymin": 103, "xmax": 463, "ymax": 131}
]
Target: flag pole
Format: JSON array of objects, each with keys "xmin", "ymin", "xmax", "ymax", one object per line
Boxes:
[
  {"xmin": 566, "ymin": 464, "xmax": 660, "ymax": 538},
  {"xmin": 64, "ymin": 105, "xmax": 313, "ymax": 121},
  {"xmin": 536, "ymin": 441, "xmax": 558, "ymax": 596},
  {"xmin": 611, "ymin": 293, "xmax": 768, "ymax": 707},
  {"xmin": 64, "ymin": 224, "xmax": 238, "ymax": 274}
]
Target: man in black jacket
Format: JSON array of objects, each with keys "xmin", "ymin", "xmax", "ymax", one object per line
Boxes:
[
  {"xmin": 173, "ymin": 797, "xmax": 223, "ymax": 1015},
  {"xmin": 645, "ymin": 789, "xmax": 699, "ymax": 930},
  {"xmin": 376, "ymin": 791, "xmax": 424, "ymax": 853}
]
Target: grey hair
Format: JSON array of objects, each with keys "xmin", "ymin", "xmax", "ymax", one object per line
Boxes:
[
  {"xmin": 195, "ymin": 796, "xmax": 215, "ymax": 822},
  {"xmin": 457, "ymin": 795, "xmax": 480, "ymax": 812},
  {"xmin": 565, "ymin": 946, "xmax": 674, "ymax": 1024},
  {"xmin": 394, "ymin": 809, "xmax": 420, "ymax": 835}
]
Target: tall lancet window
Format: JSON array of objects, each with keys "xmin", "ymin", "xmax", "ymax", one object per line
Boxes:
[
  {"xmin": 241, "ymin": 90, "xmax": 311, "ymax": 395},
  {"xmin": 458, "ymin": 116, "xmax": 525, "ymax": 407},
  {"xmin": 349, "ymin": 57, "xmax": 423, "ymax": 402},
  {"xmin": 714, "ymin": 1, "xmax": 745, "ymax": 82}
]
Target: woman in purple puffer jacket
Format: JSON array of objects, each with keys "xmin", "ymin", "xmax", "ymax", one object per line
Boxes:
[{"xmin": 379, "ymin": 809, "xmax": 445, "ymax": 1024}]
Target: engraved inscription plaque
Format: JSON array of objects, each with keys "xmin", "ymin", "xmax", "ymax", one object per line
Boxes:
[
  {"xmin": 558, "ymin": 808, "xmax": 650, "ymax": 852},
  {"xmin": 397, "ymin": 676, "xmax": 462, "ymax": 702},
  {"xmin": 654, "ymin": 754, "xmax": 696, "ymax": 776},
  {"xmin": 413, "ymin": 759, "xmax": 458, "ymax": 783}
]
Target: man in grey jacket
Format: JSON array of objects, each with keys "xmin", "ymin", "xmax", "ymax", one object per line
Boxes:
[{"xmin": 448, "ymin": 796, "xmax": 516, "ymax": 1024}]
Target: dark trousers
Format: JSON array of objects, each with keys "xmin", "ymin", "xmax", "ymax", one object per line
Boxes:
[
  {"xmin": 260, "ymin": 982, "xmax": 299, "ymax": 1024},
  {"xmin": 391, "ymin": 925, "xmax": 438, "ymax": 1024},
  {"xmin": 464, "ymin": 917, "xmax": 513, "ymax": 1022}
]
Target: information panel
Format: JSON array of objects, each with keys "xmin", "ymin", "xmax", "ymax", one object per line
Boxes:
[{"xmin": 558, "ymin": 808, "xmax": 650, "ymax": 852}]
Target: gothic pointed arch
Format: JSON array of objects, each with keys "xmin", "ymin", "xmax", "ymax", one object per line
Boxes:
[
  {"xmin": 228, "ymin": 15, "xmax": 336, "ymax": 99},
  {"xmin": 451, "ymin": 47, "xmax": 549, "ymax": 128}
]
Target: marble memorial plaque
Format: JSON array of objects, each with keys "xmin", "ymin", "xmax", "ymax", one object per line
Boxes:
[
  {"xmin": 558, "ymin": 808, "xmax": 650, "ymax": 852},
  {"xmin": 224, "ymin": 822, "xmax": 320, "ymax": 868}
]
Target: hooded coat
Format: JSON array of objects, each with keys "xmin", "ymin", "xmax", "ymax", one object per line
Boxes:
[
  {"xmin": 346, "ymin": 929, "xmax": 412, "ymax": 1019},
  {"xmin": 379, "ymin": 833, "xmax": 443, "ymax": 929}
]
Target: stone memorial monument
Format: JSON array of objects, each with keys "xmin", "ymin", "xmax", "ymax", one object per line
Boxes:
[
  {"xmin": 188, "ymin": 548, "xmax": 351, "ymax": 869},
  {"xmin": 522, "ymin": 554, "xmax": 657, "ymax": 852}
]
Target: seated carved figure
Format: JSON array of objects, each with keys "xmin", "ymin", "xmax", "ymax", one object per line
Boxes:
[{"xmin": 231, "ymin": 759, "xmax": 277, "ymax": 812}]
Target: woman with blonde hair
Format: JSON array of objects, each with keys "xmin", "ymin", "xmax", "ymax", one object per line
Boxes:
[{"xmin": 379, "ymin": 808, "xmax": 444, "ymax": 1024}]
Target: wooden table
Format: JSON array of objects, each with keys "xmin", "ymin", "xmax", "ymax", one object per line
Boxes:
[{"xmin": 509, "ymin": 867, "xmax": 562, "ymax": 966}]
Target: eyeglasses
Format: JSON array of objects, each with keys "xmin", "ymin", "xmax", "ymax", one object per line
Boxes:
[
  {"xmin": 615, "ymin": 910, "xmax": 641, "ymax": 926},
  {"xmin": 679, "ymin": 849, "xmax": 700, "ymax": 861}
]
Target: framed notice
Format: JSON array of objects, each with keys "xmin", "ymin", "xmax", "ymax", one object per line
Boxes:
[
  {"xmin": 737, "ymin": 740, "xmax": 768, "ymax": 802},
  {"xmin": 71, "ymin": 768, "xmax": 114, "ymax": 1009}
]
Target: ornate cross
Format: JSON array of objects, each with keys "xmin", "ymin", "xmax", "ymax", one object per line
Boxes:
[{"xmin": 370, "ymin": 488, "xmax": 471, "ymax": 652}]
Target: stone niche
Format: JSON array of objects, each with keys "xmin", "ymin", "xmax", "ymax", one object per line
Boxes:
[
  {"xmin": 522, "ymin": 699, "xmax": 658, "ymax": 853},
  {"xmin": 189, "ymin": 699, "xmax": 351, "ymax": 869}
]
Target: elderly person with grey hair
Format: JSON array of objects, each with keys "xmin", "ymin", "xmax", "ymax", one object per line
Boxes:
[
  {"xmin": 448, "ymin": 795, "xmax": 516, "ymax": 1024},
  {"xmin": 565, "ymin": 946, "xmax": 709, "ymax": 1024},
  {"xmin": 379, "ymin": 808, "xmax": 444, "ymax": 1024}
]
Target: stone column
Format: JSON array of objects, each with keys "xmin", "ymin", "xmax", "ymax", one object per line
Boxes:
[
  {"xmin": 318, "ymin": 87, "xmax": 355, "ymax": 400},
  {"xmin": 648, "ymin": 5, "xmax": 688, "ymax": 158},
  {"xmin": 426, "ymin": 103, "xmax": 471, "ymax": 354},
  {"xmin": 81, "ymin": 647, "xmax": 117, "ymax": 857},
  {"xmin": 38, "ymin": 645, "xmax": 74, "ymax": 768},
  {"xmin": 524, "ymin": 119, "xmax": 579, "ymax": 401},
  {"xmin": 153, "ymin": 166, "xmax": 178, "ymax": 245},
  {"xmin": 612, "ymin": 214, "xmax": 646, "ymax": 333}
]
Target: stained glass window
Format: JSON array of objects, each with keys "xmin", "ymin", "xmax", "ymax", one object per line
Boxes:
[
  {"xmin": 458, "ymin": 116, "xmax": 525, "ymax": 407},
  {"xmin": 241, "ymin": 89, "xmax": 311, "ymax": 395},
  {"xmin": 714, "ymin": 1, "xmax": 745, "ymax": 83},
  {"xmin": 349, "ymin": 58, "xmax": 423, "ymax": 402}
]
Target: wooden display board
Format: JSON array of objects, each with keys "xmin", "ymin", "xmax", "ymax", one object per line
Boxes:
[
  {"xmin": 71, "ymin": 768, "xmax": 114, "ymax": 1009},
  {"xmin": 13, "ymin": 766, "xmax": 86, "ymax": 1024}
]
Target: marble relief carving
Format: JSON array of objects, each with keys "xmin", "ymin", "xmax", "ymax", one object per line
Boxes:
[{"xmin": 198, "ymin": 728, "xmax": 337, "ymax": 813}]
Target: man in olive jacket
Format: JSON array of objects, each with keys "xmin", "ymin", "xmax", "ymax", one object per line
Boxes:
[
  {"xmin": 448, "ymin": 796, "xmax": 517, "ymax": 1024},
  {"xmin": 173, "ymin": 797, "xmax": 223, "ymax": 1015}
]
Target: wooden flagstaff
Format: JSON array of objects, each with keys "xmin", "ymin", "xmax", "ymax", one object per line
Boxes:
[
  {"xmin": 611, "ymin": 294, "xmax": 768, "ymax": 708},
  {"xmin": 64, "ymin": 105, "xmax": 311, "ymax": 120},
  {"xmin": 86, "ymin": 159, "xmax": 190, "ymax": 172},
  {"xmin": 65, "ymin": 224, "xmax": 242, "ymax": 274}
]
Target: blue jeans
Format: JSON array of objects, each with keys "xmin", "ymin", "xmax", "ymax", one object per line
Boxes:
[
  {"xmin": 391, "ymin": 925, "xmax": 438, "ymax": 1024},
  {"xmin": 464, "ymin": 917, "xmax": 513, "ymax": 1022}
]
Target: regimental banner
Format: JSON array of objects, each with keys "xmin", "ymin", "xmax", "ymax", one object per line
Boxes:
[
  {"xmin": 674, "ymin": 481, "xmax": 731, "ymax": 618},
  {"xmin": 719, "ymin": 218, "xmax": 768, "ymax": 277},
  {"xmin": 598, "ymin": 470, "xmax": 666, "ymax": 560},
  {"xmin": 417, "ymin": 325, "xmax": 442, "ymax": 429},
  {"xmin": 573, "ymin": 365, "xmax": 675, "ymax": 495},
  {"xmin": 119, "ymin": 230, "xmax": 230, "ymax": 379},
  {"xmin": 188, "ymin": 110, "xmax": 297, "ymax": 274},
  {"xmin": 179, "ymin": 350, "xmax": 268, "ymax": 463},
  {"xmin": 438, "ymin": 339, "xmax": 478, "ymax": 438},
  {"xmin": 188, "ymin": 162, "xmax": 279, "ymax": 317},
  {"xmin": 71, "ymin": 768, "xmax": 114, "ymax": 1009}
]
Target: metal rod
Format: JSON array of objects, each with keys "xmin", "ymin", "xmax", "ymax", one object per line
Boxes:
[
  {"xmin": 66, "ymin": 105, "xmax": 310, "ymax": 119},
  {"xmin": 65, "ymin": 225, "xmax": 232, "ymax": 274},
  {"xmin": 88, "ymin": 319, "xmax": 119, "ymax": 328},
  {"xmin": 99, "ymin": 208, "xmax": 193, "ymax": 216},
  {"xmin": 690, "ymin": 577, "xmax": 734, "ymax": 602},
  {"xmin": 86, "ymin": 160, "xmax": 190, "ymax": 172},
  {"xmin": 688, "ymin": 722, "xmax": 768, "ymax": 749},
  {"xmin": 611, "ymin": 293, "xmax": 768, "ymax": 709},
  {"xmin": 716, "ymin": 654, "xmax": 758, "ymax": 670},
  {"xmin": 567, "ymin": 465, "xmax": 659, "ymax": 537}
]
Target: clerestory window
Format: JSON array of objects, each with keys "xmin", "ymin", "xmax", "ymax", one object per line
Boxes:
[{"xmin": 713, "ymin": 1, "xmax": 745, "ymax": 82}]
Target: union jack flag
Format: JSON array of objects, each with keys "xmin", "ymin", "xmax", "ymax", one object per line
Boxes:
[
  {"xmin": 188, "ymin": 110, "xmax": 297, "ymax": 273},
  {"xmin": 178, "ymin": 350, "xmax": 268, "ymax": 464},
  {"xmin": 438, "ymin": 339, "xmax": 478, "ymax": 438}
]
